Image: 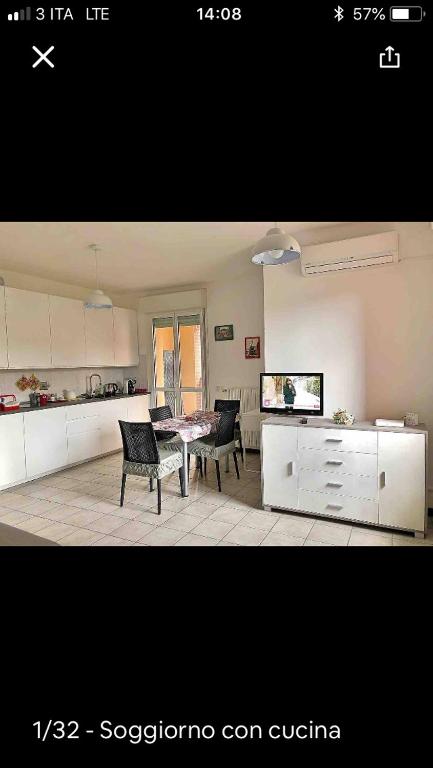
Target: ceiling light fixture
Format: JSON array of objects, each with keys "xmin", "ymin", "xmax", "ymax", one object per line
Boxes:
[
  {"xmin": 84, "ymin": 243, "xmax": 113, "ymax": 309},
  {"xmin": 251, "ymin": 223, "xmax": 301, "ymax": 266}
]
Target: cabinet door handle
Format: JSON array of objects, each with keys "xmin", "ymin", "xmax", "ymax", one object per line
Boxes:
[
  {"xmin": 380, "ymin": 471, "xmax": 386, "ymax": 489},
  {"xmin": 288, "ymin": 461, "xmax": 296, "ymax": 476},
  {"xmin": 326, "ymin": 460, "xmax": 343, "ymax": 465},
  {"xmin": 326, "ymin": 482, "xmax": 343, "ymax": 488},
  {"xmin": 326, "ymin": 503, "xmax": 343, "ymax": 510},
  {"xmin": 326, "ymin": 438, "xmax": 343, "ymax": 443}
]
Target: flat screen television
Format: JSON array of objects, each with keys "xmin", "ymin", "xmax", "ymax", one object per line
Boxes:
[{"xmin": 260, "ymin": 373, "xmax": 324, "ymax": 416}]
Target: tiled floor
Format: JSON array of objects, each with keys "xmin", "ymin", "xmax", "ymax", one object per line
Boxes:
[{"xmin": 0, "ymin": 451, "xmax": 432, "ymax": 546}]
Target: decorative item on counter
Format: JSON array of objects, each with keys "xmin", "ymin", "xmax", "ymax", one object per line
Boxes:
[
  {"xmin": 214, "ymin": 324, "xmax": 234, "ymax": 341},
  {"xmin": 29, "ymin": 392, "xmax": 41, "ymax": 407},
  {"xmin": 245, "ymin": 336, "xmax": 260, "ymax": 359},
  {"xmin": 333, "ymin": 408, "xmax": 355, "ymax": 426},
  {"xmin": 16, "ymin": 375, "xmax": 30, "ymax": 392},
  {"xmin": 28, "ymin": 374, "xmax": 41, "ymax": 391},
  {"xmin": 405, "ymin": 412, "xmax": 419, "ymax": 427},
  {"xmin": 0, "ymin": 394, "xmax": 20, "ymax": 411},
  {"xmin": 375, "ymin": 418, "xmax": 405, "ymax": 428},
  {"xmin": 39, "ymin": 394, "xmax": 49, "ymax": 406},
  {"xmin": 63, "ymin": 389, "xmax": 77, "ymax": 401}
]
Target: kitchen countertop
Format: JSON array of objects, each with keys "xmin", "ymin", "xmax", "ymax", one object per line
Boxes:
[{"xmin": 0, "ymin": 392, "xmax": 149, "ymax": 417}]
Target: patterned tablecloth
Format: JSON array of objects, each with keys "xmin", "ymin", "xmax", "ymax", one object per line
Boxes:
[{"xmin": 151, "ymin": 410, "xmax": 220, "ymax": 443}]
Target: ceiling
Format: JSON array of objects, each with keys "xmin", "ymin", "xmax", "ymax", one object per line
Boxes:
[{"xmin": 0, "ymin": 221, "xmax": 345, "ymax": 293}]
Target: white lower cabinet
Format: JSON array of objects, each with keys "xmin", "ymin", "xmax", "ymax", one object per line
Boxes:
[
  {"xmin": 262, "ymin": 424, "xmax": 298, "ymax": 510},
  {"xmin": 262, "ymin": 422, "xmax": 427, "ymax": 535},
  {"xmin": 0, "ymin": 413, "xmax": 27, "ymax": 487},
  {"xmin": 97, "ymin": 398, "xmax": 128, "ymax": 454},
  {"xmin": 378, "ymin": 431, "xmax": 426, "ymax": 534},
  {"xmin": 126, "ymin": 394, "xmax": 150, "ymax": 422},
  {"xmin": 24, "ymin": 408, "xmax": 68, "ymax": 477}
]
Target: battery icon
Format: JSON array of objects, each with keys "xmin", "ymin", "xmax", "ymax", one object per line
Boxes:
[{"xmin": 390, "ymin": 6, "xmax": 424, "ymax": 20}]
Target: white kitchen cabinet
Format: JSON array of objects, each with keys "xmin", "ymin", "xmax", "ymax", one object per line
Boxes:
[
  {"xmin": 378, "ymin": 432, "xmax": 426, "ymax": 534},
  {"xmin": 0, "ymin": 286, "xmax": 8, "ymax": 368},
  {"xmin": 24, "ymin": 408, "xmax": 68, "ymax": 477},
  {"xmin": 126, "ymin": 394, "xmax": 150, "ymax": 423},
  {"xmin": 97, "ymin": 398, "xmax": 128, "ymax": 454},
  {"xmin": 0, "ymin": 413, "xmax": 27, "ymax": 487},
  {"xmin": 50, "ymin": 295, "xmax": 86, "ymax": 368},
  {"xmin": 5, "ymin": 287, "xmax": 52, "ymax": 369},
  {"xmin": 113, "ymin": 307, "xmax": 139, "ymax": 367},
  {"xmin": 84, "ymin": 307, "xmax": 115, "ymax": 366},
  {"xmin": 262, "ymin": 424, "xmax": 298, "ymax": 510}
]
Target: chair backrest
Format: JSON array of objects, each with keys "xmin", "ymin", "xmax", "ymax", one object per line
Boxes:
[
  {"xmin": 149, "ymin": 405, "xmax": 173, "ymax": 423},
  {"xmin": 214, "ymin": 399, "xmax": 240, "ymax": 414},
  {"xmin": 215, "ymin": 409, "xmax": 237, "ymax": 447},
  {"xmin": 119, "ymin": 421, "xmax": 160, "ymax": 464}
]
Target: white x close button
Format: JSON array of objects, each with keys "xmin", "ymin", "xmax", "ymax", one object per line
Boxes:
[{"xmin": 32, "ymin": 45, "xmax": 55, "ymax": 69}]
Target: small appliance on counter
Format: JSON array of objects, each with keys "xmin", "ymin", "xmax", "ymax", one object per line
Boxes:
[
  {"xmin": 123, "ymin": 378, "xmax": 136, "ymax": 394},
  {"xmin": 39, "ymin": 394, "xmax": 49, "ymax": 406},
  {"xmin": 29, "ymin": 392, "xmax": 41, "ymax": 407},
  {"xmin": 0, "ymin": 394, "xmax": 20, "ymax": 411},
  {"xmin": 63, "ymin": 389, "xmax": 77, "ymax": 401},
  {"xmin": 104, "ymin": 382, "xmax": 119, "ymax": 397}
]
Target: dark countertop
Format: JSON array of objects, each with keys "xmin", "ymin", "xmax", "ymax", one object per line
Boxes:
[{"xmin": 0, "ymin": 392, "xmax": 149, "ymax": 417}]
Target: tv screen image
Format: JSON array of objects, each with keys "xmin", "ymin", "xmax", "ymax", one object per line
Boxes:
[{"xmin": 260, "ymin": 373, "xmax": 324, "ymax": 416}]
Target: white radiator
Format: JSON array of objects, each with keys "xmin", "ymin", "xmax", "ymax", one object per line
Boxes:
[{"xmin": 215, "ymin": 386, "xmax": 260, "ymax": 449}]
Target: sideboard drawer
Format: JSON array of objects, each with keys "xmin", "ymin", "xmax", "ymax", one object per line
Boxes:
[
  {"xmin": 298, "ymin": 427, "xmax": 378, "ymax": 454},
  {"xmin": 298, "ymin": 448, "xmax": 377, "ymax": 477},
  {"xmin": 298, "ymin": 489, "xmax": 379, "ymax": 525},
  {"xmin": 298, "ymin": 468, "xmax": 378, "ymax": 500}
]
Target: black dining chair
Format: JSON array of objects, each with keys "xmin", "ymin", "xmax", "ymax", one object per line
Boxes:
[
  {"xmin": 184, "ymin": 409, "xmax": 240, "ymax": 492},
  {"xmin": 149, "ymin": 404, "xmax": 178, "ymax": 444},
  {"xmin": 214, "ymin": 398, "xmax": 243, "ymax": 463},
  {"xmin": 119, "ymin": 421, "xmax": 184, "ymax": 514}
]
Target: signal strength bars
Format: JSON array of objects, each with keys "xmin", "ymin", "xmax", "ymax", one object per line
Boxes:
[{"xmin": 8, "ymin": 7, "xmax": 32, "ymax": 20}]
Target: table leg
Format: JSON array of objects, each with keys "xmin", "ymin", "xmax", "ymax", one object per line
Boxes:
[{"xmin": 182, "ymin": 441, "xmax": 189, "ymax": 497}]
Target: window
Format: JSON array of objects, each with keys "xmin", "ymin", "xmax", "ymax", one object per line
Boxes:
[{"xmin": 152, "ymin": 310, "xmax": 205, "ymax": 415}]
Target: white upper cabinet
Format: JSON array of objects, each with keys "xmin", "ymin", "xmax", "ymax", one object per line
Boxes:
[
  {"xmin": 113, "ymin": 307, "xmax": 139, "ymax": 366},
  {"xmin": 84, "ymin": 307, "xmax": 115, "ymax": 366},
  {"xmin": 49, "ymin": 295, "xmax": 86, "ymax": 368},
  {"xmin": 5, "ymin": 287, "xmax": 52, "ymax": 369},
  {"xmin": 0, "ymin": 286, "xmax": 8, "ymax": 368}
]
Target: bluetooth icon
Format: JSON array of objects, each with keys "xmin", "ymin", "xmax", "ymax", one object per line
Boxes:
[{"xmin": 334, "ymin": 5, "xmax": 344, "ymax": 21}]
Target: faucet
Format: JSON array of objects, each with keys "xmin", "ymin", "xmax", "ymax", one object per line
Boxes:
[{"xmin": 89, "ymin": 373, "xmax": 102, "ymax": 396}]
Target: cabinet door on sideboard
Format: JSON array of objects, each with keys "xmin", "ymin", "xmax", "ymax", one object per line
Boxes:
[
  {"xmin": 262, "ymin": 425, "xmax": 298, "ymax": 510},
  {"xmin": 378, "ymin": 432, "xmax": 426, "ymax": 533}
]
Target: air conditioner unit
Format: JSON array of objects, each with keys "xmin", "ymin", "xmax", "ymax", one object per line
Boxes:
[{"xmin": 301, "ymin": 231, "xmax": 399, "ymax": 276}]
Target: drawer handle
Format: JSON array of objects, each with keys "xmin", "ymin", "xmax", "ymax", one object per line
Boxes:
[
  {"xmin": 326, "ymin": 460, "xmax": 343, "ymax": 465},
  {"xmin": 326, "ymin": 482, "xmax": 343, "ymax": 488},
  {"xmin": 325, "ymin": 438, "xmax": 343, "ymax": 443},
  {"xmin": 326, "ymin": 503, "xmax": 343, "ymax": 510}
]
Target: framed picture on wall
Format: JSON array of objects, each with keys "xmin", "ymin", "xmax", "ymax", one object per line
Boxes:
[
  {"xmin": 245, "ymin": 336, "xmax": 260, "ymax": 359},
  {"xmin": 215, "ymin": 324, "xmax": 234, "ymax": 341}
]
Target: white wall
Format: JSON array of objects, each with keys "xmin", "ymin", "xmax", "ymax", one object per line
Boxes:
[
  {"xmin": 206, "ymin": 266, "xmax": 264, "ymax": 407},
  {"xmin": 263, "ymin": 221, "xmax": 433, "ymax": 502}
]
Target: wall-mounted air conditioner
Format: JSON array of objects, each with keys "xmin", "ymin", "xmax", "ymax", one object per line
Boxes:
[{"xmin": 301, "ymin": 231, "xmax": 399, "ymax": 276}]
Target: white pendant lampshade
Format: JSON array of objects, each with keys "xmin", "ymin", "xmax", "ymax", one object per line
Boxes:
[
  {"xmin": 84, "ymin": 244, "xmax": 113, "ymax": 309},
  {"xmin": 251, "ymin": 224, "xmax": 301, "ymax": 266}
]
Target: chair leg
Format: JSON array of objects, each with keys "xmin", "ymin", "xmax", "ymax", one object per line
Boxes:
[
  {"xmin": 238, "ymin": 432, "xmax": 244, "ymax": 464},
  {"xmin": 233, "ymin": 451, "xmax": 240, "ymax": 480},
  {"xmin": 120, "ymin": 473, "xmax": 126, "ymax": 506},
  {"xmin": 157, "ymin": 479, "xmax": 162, "ymax": 515},
  {"xmin": 204, "ymin": 457, "xmax": 207, "ymax": 476},
  {"xmin": 178, "ymin": 467, "xmax": 184, "ymax": 496},
  {"xmin": 215, "ymin": 460, "xmax": 222, "ymax": 492},
  {"xmin": 188, "ymin": 453, "xmax": 191, "ymax": 480},
  {"xmin": 149, "ymin": 478, "xmax": 154, "ymax": 492}
]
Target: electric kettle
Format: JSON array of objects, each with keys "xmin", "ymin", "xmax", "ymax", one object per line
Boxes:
[{"xmin": 104, "ymin": 382, "xmax": 119, "ymax": 397}]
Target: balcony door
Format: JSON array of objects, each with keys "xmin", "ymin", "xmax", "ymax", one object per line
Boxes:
[{"xmin": 152, "ymin": 310, "xmax": 205, "ymax": 416}]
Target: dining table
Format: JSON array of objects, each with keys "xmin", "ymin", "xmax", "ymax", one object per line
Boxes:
[{"xmin": 151, "ymin": 410, "xmax": 221, "ymax": 496}]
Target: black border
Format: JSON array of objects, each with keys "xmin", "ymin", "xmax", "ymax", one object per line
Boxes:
[{"xmin": 260, "ymin": 373, "xmax": 324, "ymax": 416}]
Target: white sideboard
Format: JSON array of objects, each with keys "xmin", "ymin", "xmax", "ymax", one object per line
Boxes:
[
  {"xmin": 261, "ymin": 417, "xmax": 428, "ymax": 536},
  {"xmin": 0, "ymin": 394, "xmax": 150, "ymax": 490},
  {"xmin": 1, "ymin": 286, "xmax": 139, "ymax": 369}
]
